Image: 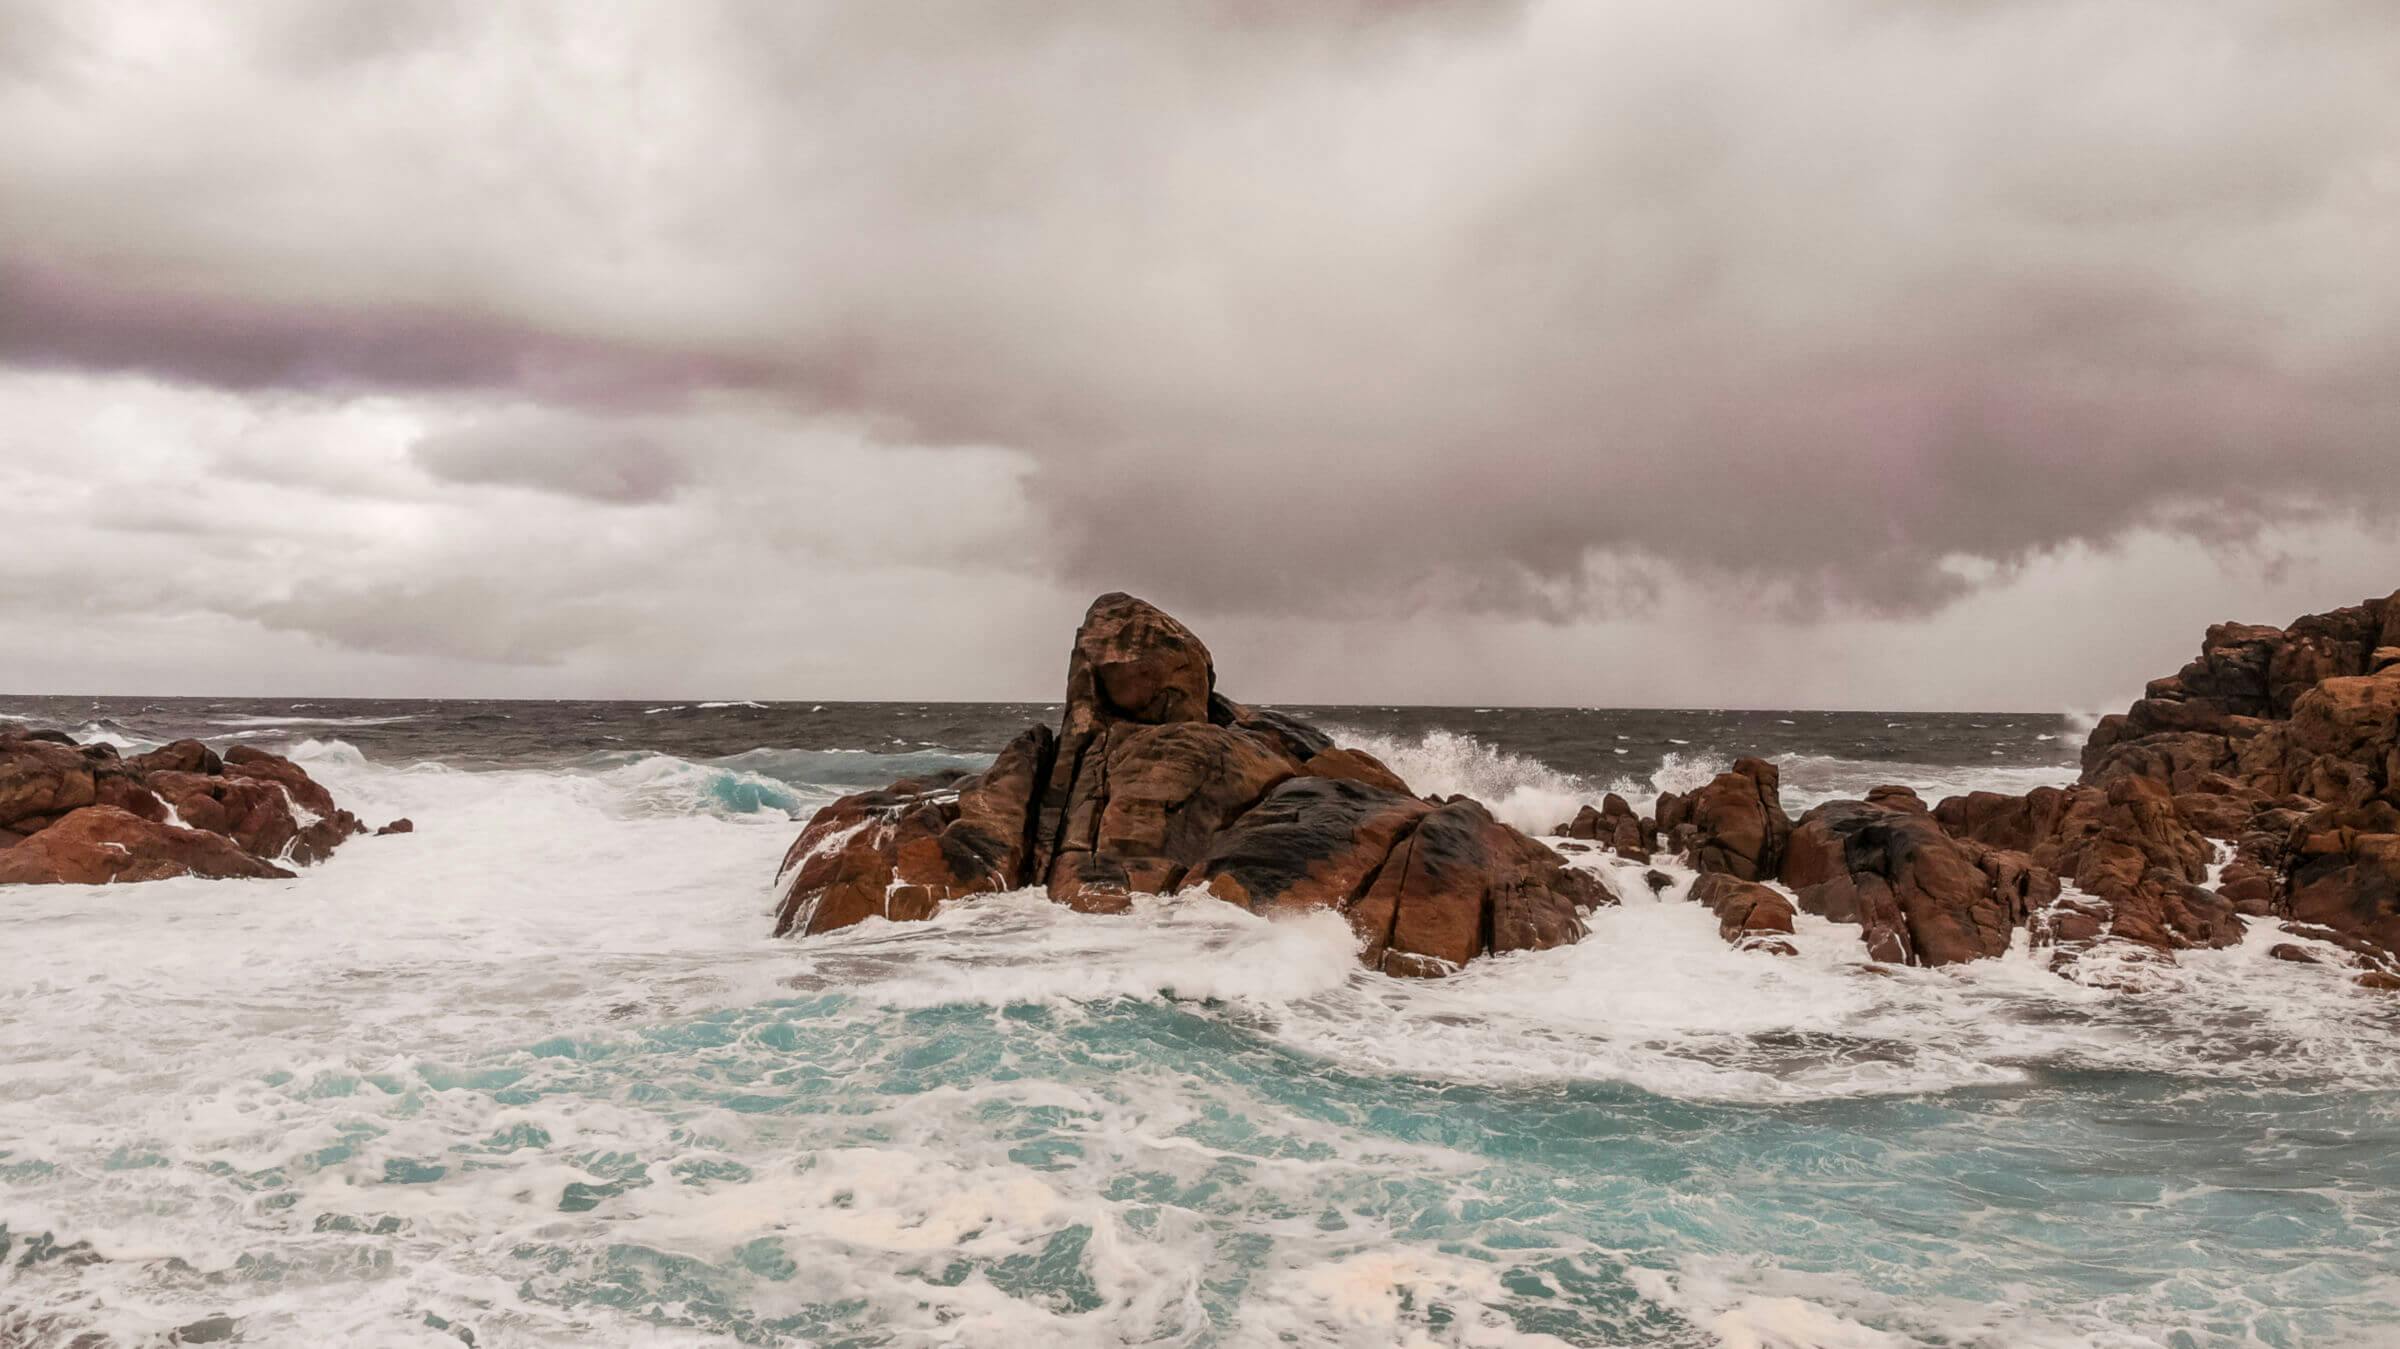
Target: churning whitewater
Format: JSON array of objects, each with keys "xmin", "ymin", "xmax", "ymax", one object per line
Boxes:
[{"xmin": 2, "ymin": 700, "xmax": 2397, "ymax": 1347}]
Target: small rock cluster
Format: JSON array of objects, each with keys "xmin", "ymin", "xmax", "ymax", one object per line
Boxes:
[{"xmin": 0, "ymin": 729, "xmax": 369, "ymax": 884}]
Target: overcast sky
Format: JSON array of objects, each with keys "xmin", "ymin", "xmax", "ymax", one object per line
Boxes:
[{"xmin": 2, "ymin": 0, "xmax": 2395, "ymax": 710}]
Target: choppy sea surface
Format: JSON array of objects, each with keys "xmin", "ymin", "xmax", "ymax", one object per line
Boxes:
[{"xmin": 1, "ymin": 697, "xmax": 2395, "ymax": 1348}]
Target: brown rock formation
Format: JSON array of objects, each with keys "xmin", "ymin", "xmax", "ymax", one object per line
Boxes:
[
  {"xmin": 774, "ymin": 593, "xmax": 1612, "ymax": 976},
  {"xmin": 1688, "ymin": 873, "xmax": 1797, "ymax": 954},
  {"xmin": 1672, "ymin": 758, "xmax": 1791, "ymax": 881},
  {"xmin": 1780, "ymin": 795, "xmax": 2024, "ymax": 966},
  {"xmin": 1, "ymin": 730, "xmax": 362, "ymax": 885},
  {"xmin": 0, "ymin": 805, "xmax": 296, "ymax": 885}
]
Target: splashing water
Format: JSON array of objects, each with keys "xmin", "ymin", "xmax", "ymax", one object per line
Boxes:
[{"xmin": 2, "ymin": 717, "xmax": 2396, "ymax": 1346}]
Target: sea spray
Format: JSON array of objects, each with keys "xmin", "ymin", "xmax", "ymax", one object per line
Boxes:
[{"xmin": 3, "ymin": 708, "xmax": 2395, "ymax": 1346}]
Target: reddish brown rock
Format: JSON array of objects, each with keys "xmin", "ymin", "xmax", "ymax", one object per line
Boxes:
[
  {"xmin": 1, "ymin": 730, "xmax": 360, "ymax": 885},
  {"xmin": 774, "ymin": 727, "xmax": 1054, "ymax": 936},
  {"xmin": 2282, "ymin": 809, "xmax": 2400, "ymax": 976},
  {"xmin": 1051, "ymin": 721, "xmax": 1297, "ymax": 905},
  {"xmin": 1348, "ymin": 797, "xmax": 1612, "ymax": 977},
  {"xmin": 1779, "ymin": 796, "xmax": 2017, "ymax": 966},
  {"xmin": 376, "ymin": 818, "xmax": 416, "ymax": 836},
  {"xmin": 1680, "ymin": 758, "xmax": 1790, "ymax": 882},
  {"xmin": 0, "ymin": 806, "xmax": 294, "ymax": 885},
  {"xmin": 1559, "ymin": 793, "xmax": 1654, "ymax": 862},
  {"xmin": 776, "ymin": 592, "xmax": 1609, "ymax": 978},
  {"xmin": 0, "ymin": 734, "xmax": 98, "ymax": 830},
  {"xmin": 1688, "ymin": 873, "xmax": 1796, "ymax": 954},
  {"xmin": 1298, "ymin": 746, "xmax": 1411, "ymax": 795}
]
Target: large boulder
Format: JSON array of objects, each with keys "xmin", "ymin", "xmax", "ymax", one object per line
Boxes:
[
  {"xmin": 773, "ymin": 727, "xmax": 1053, "ymax": 936},
  {"xmin": 0, "ymin": 806, "xmax": 295, "ymax": 884},
  {"xmin": 775, "ymin": 593, "xmax": 1609, "ymax": 978},
  {"xmin": 1780, "ymin": 796, "xmax": 2023, "ymax": 966},
  {"xmin": 1670, "ymin": 758, "xmax": 1790, "ymax": 881}
]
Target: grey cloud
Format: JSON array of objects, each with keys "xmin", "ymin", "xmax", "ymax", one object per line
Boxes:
[
  {"xmin": 0, "ymin": 0, "xmax": 2394, "ymax": 635},
  {"xmin": 410, "ymin": 415, "xmax": 690, "ymax": 504}
]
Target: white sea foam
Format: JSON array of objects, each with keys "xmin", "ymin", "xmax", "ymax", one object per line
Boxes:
[{"xmin": 5, "ymin": 745, "xmax": 2397, "ymax": 1346}]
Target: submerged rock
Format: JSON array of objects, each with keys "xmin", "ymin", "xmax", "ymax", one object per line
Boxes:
[
  {"xmin": 0, "ymin": 730, "xmax": 361, "ymax": 885},
  {"xmin": 774, "ymin": 592, "xmax": 1611, "ymax": 976}
]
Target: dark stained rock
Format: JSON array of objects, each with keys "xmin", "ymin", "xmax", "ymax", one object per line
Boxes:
[
  {"xmin": 1049, "ymin": 721, "xmax": 1296, "ymax": 907},
  {"xmin": 1680, "ymin": 758, "xmax": 1790, "ymax": 881},
  {"xmin": 1688, "ymin": 873, "xmax": 1797, "ymax": 954},
  {"xmin": 1210, "ymin": 693, "xmax": 1337, "ymax": 761},
  {"xmin": 376, "ymin": 818, "xmax": 416, "ymax": 835},
  {"xmin": 1779, "ymin": 796, "xmax": 2017, "ymax": 966},
  {"xmin": 774, "ymin": 728, "xmax": 1053, "ymax": 936},
  {"xmin": 1348, "ymin": 796, "xmax": 1613, "ymax": 977},
  {"xmin": 2282, "ymin": 807, "xmax": 2400, "ymax": 976},
  {"xmin": 1297, "ymin": 746, "xmax": 1412, "ymax": 795},
  {"xmin": 1199, "ymin": 776, "xmax": 1433, "ymax": 916},
  {"xmin": 775, "ymin": 592, "xmax": 1609, "ymax": 978},
  {"xmin": 0, "ymin": 806, "xmax": 294, "ymax": 884}
]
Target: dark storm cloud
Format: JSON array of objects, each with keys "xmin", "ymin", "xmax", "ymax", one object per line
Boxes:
[{"xmin": 1, "ymin": 0, "xmax": 2395, "ymax": 637}]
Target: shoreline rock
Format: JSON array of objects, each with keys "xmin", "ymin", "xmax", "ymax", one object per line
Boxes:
[
  {"xmin": 1, "ymin": 730, "xmax": 368, "ymax": 885},
  {"xmin": 775, "ymin": 592, "xmax": 1615, "ymax": 976}
]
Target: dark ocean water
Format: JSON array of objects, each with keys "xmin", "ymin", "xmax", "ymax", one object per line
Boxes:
[
  {"xmin": 0, "ymin": 695, "xmax": 2084, "ymax": 817},
  {"xmin": 4, "ymin": 695, "xmax": 2396, "ymax": 1349}
]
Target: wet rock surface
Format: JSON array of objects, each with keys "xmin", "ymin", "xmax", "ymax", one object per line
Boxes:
[
  {"xmin": 775, "ymin": 593, "xmax": 1613, "ymax": 975},
  {"xmin": 0, "ymin": 730, "xmax": 367, "ymax": 886}
]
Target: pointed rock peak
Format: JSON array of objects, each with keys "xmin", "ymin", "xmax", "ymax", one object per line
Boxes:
[{"xmin": 1069, "ymin": 592, "xmax": 1215, "ymax": 726}]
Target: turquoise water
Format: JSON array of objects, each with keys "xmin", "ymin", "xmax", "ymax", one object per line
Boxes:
[{"xmin": 2, "ymin": 741, "xmax": 2397, "ymax": 1347}]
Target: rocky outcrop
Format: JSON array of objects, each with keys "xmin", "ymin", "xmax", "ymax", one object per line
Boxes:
[
  {"xmin": 1779, "ymin": 793, "xmax": 2027, "ymax": 966},
  {"xmin": 774, "ymin": 593, "xmax": 1614, "ymax": 976},
  {"xmin": 0, "ymin": 805, "xmax": 294, "ymax": 884},
  {"xmin": 1989, "ymin": 589, "xmax": 2400, "ymax": 980},
  {"xmin": 0, "ymin": 730, "xmax": 366, "ymax": 885},
  {"xmin": 2081, "ymin": 589, "xmax": 2400, "ymax": 811},
  {"xmin": 1659, "ymin": 758, "xmax": 1789, "ymax": 881},
  {"xmin": 1933, "ymin": 775, "xmax": 2240, "ymax": 969},
  {"xmin": 2281, "ymin": 805, "xmax": 2400, "ymax": 977}
]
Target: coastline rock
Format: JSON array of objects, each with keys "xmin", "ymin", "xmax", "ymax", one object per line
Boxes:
[
  {"xmin": 2281, "ymin": 807, "xmax": 2400, "ymax": 977},
  {"xmin": 1779, "ymin": 795, "xmax": 2019, "ymax": 966},
  {"xmin": 1678, "ymin": 758, "xmax": 1790, "ymax": 881},
  {"xmin": 1688, "ymin": 873, "xmax": 1796, "ymax": 954},
  {"xmin": 774, "ymin": 592, "xmax": 1609, "ymax": 977},
  {"xmin": 773, "ymin": 726, "xmax": 1053, "ymax": 937},
  {"xmin": 0, "ymin": 806, "xmax": 295, "ymax": 884},
  {"xmin": 0, "ymin": 730, "xmax": 359, "ymax": 885}
]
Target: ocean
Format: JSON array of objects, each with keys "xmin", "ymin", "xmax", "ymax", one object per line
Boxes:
[{"xmin": 1, "ymin": 698, "xmax": 2394, "ymax": 1347}]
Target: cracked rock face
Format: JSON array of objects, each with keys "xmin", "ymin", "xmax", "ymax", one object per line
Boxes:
[{"xmin": 772, "ymin": 592, "xmax": 1614, "ymax": 977}]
